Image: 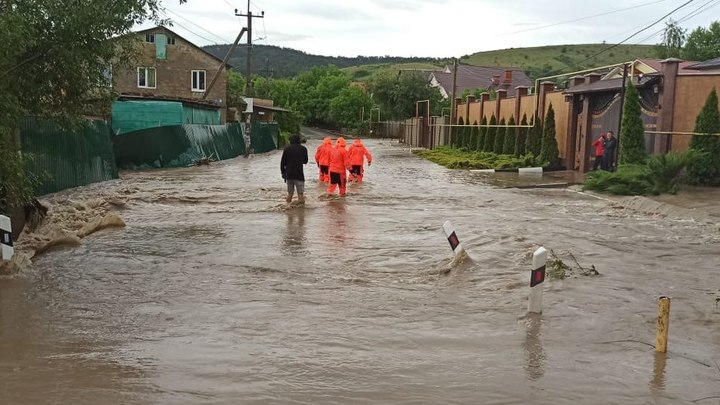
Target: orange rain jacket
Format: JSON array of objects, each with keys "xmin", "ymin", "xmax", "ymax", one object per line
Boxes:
[
  {"xmin": 329, "ymin": 137, "xmax": 350, "ymax": 173},
  {"xmin": 347, "ymin": 139, "xmax": 372, "ymax": 166},
  {"xmin": 315, "ymin": 137, "xmax": 333, "ymax": 166}
]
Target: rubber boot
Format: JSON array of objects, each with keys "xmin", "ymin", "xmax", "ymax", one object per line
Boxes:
[{"xmin": 327, "ymin": 183, "xmax": 337, "ymax": 194}]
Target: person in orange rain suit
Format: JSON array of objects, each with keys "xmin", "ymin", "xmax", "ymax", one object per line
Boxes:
[
  {"xmin": 327, "ymin": 137, "xmax": 351, "ymax": 196},
  {"xmin": 347, "ymin": 139, "xmax": 373, "ymax": 183},
  {"xmin": 314, "ymin": 137, "xmax": 333, "ymax": 182}
]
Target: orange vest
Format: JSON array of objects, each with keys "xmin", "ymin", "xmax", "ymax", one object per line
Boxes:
[
  {"xmin": 348, "ymin": 143, "xmax": 372, "ymax": 166},
  {"xmin": 329, "ymin": 146, "xmax": 350, "ymax": 173}
]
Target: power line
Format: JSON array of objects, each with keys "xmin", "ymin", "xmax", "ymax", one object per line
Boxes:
[
  {"xmin": 574, "ymin": 0, "xmax": 696, "ymax": 66},
  {"xmin": 164, "ymin": 8, "xmax": 231, "ymax": 44},
  {"xmin": 159, "ymin": 11, "xmax": 221, "ymax": 44},
  {"xmin": 499, "ymin": 0, "xmax": 670, "ymax": 36},
  {"xmin": 626, "ymin": 0, "xmax": 719, "ymax": 45}
]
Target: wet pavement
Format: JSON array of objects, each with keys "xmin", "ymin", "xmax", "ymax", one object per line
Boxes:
[{"xmin": 1, "ymin": 131, "xmax": 719, "ymax": 404}]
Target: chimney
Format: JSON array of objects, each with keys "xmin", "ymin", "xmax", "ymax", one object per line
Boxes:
[
  {"xmin": 503, "ymin": 70, "xmax": 512, "ymax": 85},
  {"xmin": 492, "ymin": 75, "xmax": 501, "ymax": 86},
  {"xmin": 584, "ymin": 73, "xmax": 602, "ymax": 84},
  {"xmin": 569, "ymin": 75, "xmax": 585, "ymax": 87}
]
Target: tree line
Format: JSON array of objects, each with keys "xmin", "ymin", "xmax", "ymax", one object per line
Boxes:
[
  {"xmin": 657, "ymin": 19, "xmax": 720, "ymax": 61},
  {"xmin": 229, "ymin": 66, "xmax": 449, "ymax": 134}
]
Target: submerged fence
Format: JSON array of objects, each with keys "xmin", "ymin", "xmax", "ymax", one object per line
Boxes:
[
  {"xmin": 113, "ymin": 122, "xmax": 279, "ymax": 169},
  {"xmin": 20, "ymin": 117, "xmax": 118, "ymax": 195}
]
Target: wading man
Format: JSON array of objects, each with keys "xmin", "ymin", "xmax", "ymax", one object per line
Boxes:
[{"xmin": 280, "ymin": 134, "xmax": 309, "ymax": 203}]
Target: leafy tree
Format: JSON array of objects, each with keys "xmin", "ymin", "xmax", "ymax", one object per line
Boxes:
[
  {"xmin": 619, "ymin": 83, "xmax": 648, "ymax": 164},
  {"xmin": 328, "ymin": 86, "xmax": 374, "ymax": 131},
  {"xmin": 484, "ymin": 115, "xmax": 497, "ymax": 152},
  {"xmin": 655, "ymin": 19, "xmax": 686, "ymax": 59},
  {"xmin": 538, "ymin": 104, "xmax": 560, "ymax": 168},
  {"xmin": 294, "ymin": 66, "xmax": 350, "ymax": 126},
  {"xmin": 0, "ymin": 0, "xmax": 181, "ymax": 214},
  {"xmin": 515, "ymin": 114, "xmax": 528, "ymax": 156},
  {"xmin": 369, "ymin": 71, "xmax": 445, "ymax": 120},
  {"xmin": 526, "ymin": 114, "xmax": 542, "ymax": 158},
  {"xmin": 477, "ymin": 116, "xmax": 488, "ymax": 151},
  {"xmin": 503, "ymin": 116, "xmax": 516, "ymax": 154},
  {"xmin": 494, "ymin": 118, "xmax": 506, "ymax": 154},
  {"xmin": 469, "ymin": 121, "xmax": 479, "ymax": 151},
  {"xmin": 684, "ymin": 21, "xmax": 720, "ymax": 61},
  {"xmin": 687, "ymin": 88, "xmax": 720, "ymax": 185}
]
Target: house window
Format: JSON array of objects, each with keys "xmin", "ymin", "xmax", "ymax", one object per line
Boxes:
[
  {"xmin": 137, "ymin": 67, "xmax": 156, "ymax": 89},
  {"xmin": 168, "ymin": 36, "xmax": 176, "ymax": 45},
  {"xmin": 145, "ymin": 33, "xmax": 155, "ymax": 43},
  {"xmin": 191, "ymin": 70, "xmax": 206, "ymax": 92}
]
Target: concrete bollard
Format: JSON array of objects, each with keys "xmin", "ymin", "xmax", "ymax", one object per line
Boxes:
[
  {"xmin": 518, "ymin": 167, "xmax": 543, "ymax": 175},
  {"xmin": 442, "ymin": 220, "xmax": 466, "ymax": 260},
  {"xmin": 0, "ymin": 215, "xmax": 14, "ymax": 261},
  {"xmin": 655, "ymin": 296, "xmax": 671, "ymax": 353},
  {"xmin": 528, "ymin": 247, "xmax": 547, "ymax": 314}
]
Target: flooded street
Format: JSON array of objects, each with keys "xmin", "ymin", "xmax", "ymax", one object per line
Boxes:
[{"xmin": 2, "ymin": 133, "xmax": 719, "ymax": 404}]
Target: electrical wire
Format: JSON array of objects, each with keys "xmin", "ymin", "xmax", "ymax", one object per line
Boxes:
[
  {"xmin": 574, "ymin": 0, "xmax": 696, "ymax": 66},
  {"xmin": 164, "ymin": 8, "xmax": 231, "ymax": 44},
  {"xmin": 158, "ymin": 10, "xmax": 222, "ymax": 45},
  {"xmin": 499, "ymin": 0, "xmax": 670, "ymax": 36}
]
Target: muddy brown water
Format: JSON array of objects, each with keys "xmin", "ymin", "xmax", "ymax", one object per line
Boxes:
[{"xmin": 1, "ymin": 133, "xmax": 719, "ymax": 404}]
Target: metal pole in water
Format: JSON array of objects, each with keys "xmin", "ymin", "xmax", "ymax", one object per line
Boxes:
[
  {"xmin": 655, "ymin": 296, "xmax": 671, "ymax": 353},
  {"xmin": 442, "ymin": 220, "xmax": 466, "ymax": 260},
  {"xmin": 0, "ymin": 215, "xmax": 14, "ymax": 261},
  {"xmin": 528, "ymin": 247, "xmax": 547, "ymax": 314}
]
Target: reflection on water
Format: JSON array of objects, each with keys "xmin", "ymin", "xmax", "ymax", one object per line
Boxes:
[
  {"xmin": 651, "ymin": 352, "xmax": 667, "ymax": 392},
  {"xmin": 522, "ymin": 313, "xmax": 545, "ymax": 381},
  {"xmin": 282, "ymin": 208, "xmax": 307, "ymax": 256},
  {"xmin": 2, "ymin": 134, "xmax": 719, "ymax": 404}
]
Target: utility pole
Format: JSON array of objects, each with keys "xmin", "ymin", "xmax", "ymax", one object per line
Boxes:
[
  {"xmin": 449, "ymin": 58, "xmax": 458, "ymax": 145},
  {"xmin": 235, "ymin": 3, "xmax": 264, "ymax": 157},
  {"xmin": 261, "ymin": 57, "xmax": 274, "ymax": 98},
  {"xmin": 235, "ymin": 2, "xmax": 264, "ymax": 98}
]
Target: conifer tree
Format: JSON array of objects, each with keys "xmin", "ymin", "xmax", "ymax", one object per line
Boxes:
[
  {"xmin": 526, "ymin": 114, "xmax": 543, "ymax": 158},
  {"xmin": 494, "ymin": 117, "xmax": 506, "ymax": 154},
  {"xmin": 515, "ymin": 114, "xmax": 529, "ymax": 156},
  {"xmin": 688, "ymin": 88, "xmax": 720, "ymax": 185},
  {"xmin": 503, "ymin": 116, "xmax": 516, "ymax": 154},
  {"xmin": 538, "ymin": 103, "xmax": 560, "ymax": 168},
  {"xmin": 477, "ymin": 116, "xmax": 488, "ymax": 151},
  {"xmin": 454, "ymin": 117, "xmax": 464, "ymax": 148},
  {"xmin": 469, "ymin": 122, "xmax": 479, "ymax": 151},
  {"xmin": 484, "ymin": 115, "xmax": 497, "ymax": 152},
  {"xmin": 619, "ymin": 83, "xmax": 648, "ymax": 164}
]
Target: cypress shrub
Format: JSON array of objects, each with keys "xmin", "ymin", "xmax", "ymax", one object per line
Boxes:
[
  {"xmin": 469, "ymin": 121, "xmax": 479, "ymax": 151},
  {"xmin": 494, "ymin": 117, "xmax": 506, "ymax": 154},
  {"xmin": 538, "ymin": 103, "xmax": 560, "ymax": 168},
  {"xmin": 515, "ymin": 114, "xmax": 528, "ymax": 156},
  {"xmin": 484, "ymin": 115, "xmax": 497, "ymax": 152},
  {"xmin": 526, "ymin": 113, "xmax": 542, "ymax": 158},
  {"xmin": 687, "ymin": 88, "xmax": 720, "ymax": 185},
  {"xmin": 477, "ymin": 116, "xmax": 488, "ymax": 151},
  {"xmin": 619, "ymin": 83, "xmax": 648, "ymax": 164},
  {"xmin": 454, "ymin": 117, "xmax": 465, "ymax": 148},
  {"xmin": 503, "ymin": 116, "xmax": 516, "ymax": 154}
]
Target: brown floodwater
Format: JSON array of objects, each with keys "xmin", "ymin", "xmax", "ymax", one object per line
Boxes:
[{"xmin": 1, "ymin": 131, "xmax": 719, "ymax": 404}]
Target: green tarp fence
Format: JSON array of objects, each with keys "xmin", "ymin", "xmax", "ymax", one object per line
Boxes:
[
  {"xmin": 111, "ymin": 100, "xmax": 221, "ymax": 135},
  {"xmin": 113, "ymin": 122, "xmax": 279, "ymax": 169},
  {"xmin": 20, "ymin": 117, "xmax": 119, "ymax": 196}
]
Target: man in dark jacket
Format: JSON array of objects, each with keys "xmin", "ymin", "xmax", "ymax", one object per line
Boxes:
[
  {"xmin": 280, "ymin": 134, "xmax": 309, "ymax": 203},
  {"xmin": 602, "ymin": 130, "xmax": 617, "ymax": 171}
]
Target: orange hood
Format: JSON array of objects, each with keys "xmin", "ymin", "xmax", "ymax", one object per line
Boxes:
[
  {"xmin": 335, "ymin": 137, "xmax": 346, "ymax": 148},
  {"xmin": 323, "ymin": 137, "xmax": 332, "ymax": 145}
]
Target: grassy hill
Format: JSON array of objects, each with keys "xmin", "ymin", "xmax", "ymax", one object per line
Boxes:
[
  {"xmin": 202, "ymin": 44, "xmax": 444, "ymax": 78},
  {"xmin": 460, "ymin": 44, "xmax": 657, "ymax": 79},
  {"xmin": 203, "ymin": 43, "xmax": 659, "ymax": 81}
]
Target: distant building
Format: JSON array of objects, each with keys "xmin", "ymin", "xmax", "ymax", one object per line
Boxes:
[
  {"xmin": 111, "ymin": 26, "xmax": 229, "ymax": 131},
  {"xmin": 429, "ymin": 64, "xmax": 532, "ymax": 99}
]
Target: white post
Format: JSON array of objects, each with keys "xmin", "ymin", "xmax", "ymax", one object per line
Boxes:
[
  {"xmin": 0, "ymin": 215, "xmax": 14, "ymax": 261},
  {"xmin": 528, "ymin": 247, "xmax": 547, "ymax": 314},
  {"xmin": 442, "ymin": 220, "xmax": 466, "ymax": 260}
]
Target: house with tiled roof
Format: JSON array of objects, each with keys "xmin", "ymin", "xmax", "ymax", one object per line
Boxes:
[{"xmin": 429, "ymin": 64, "xmax": 532, "ymax": 99}]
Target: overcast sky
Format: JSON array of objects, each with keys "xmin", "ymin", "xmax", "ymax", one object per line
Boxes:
[{"xmin": 140, "ymin": 0, "xmax": 719, "ymax": 57}]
